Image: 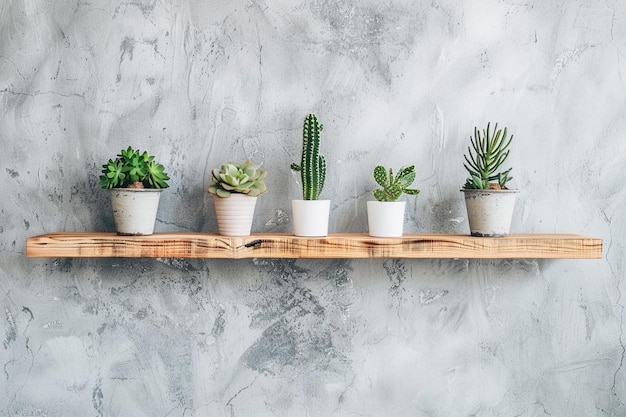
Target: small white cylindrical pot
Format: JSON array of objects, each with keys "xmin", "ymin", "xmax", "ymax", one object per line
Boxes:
[
  {"xmin": 212, "ymin": 193, "xmax": 258, "ymax": 236},
  {"xmin": 461, "ymin": 189, "xmax": 518, "ymax": 237},
  {"xmin": 367, "ymin": 201, "xmax": 406, "ymax": 237},
  {"xmin": 292, "ymin": 199, "xmax": 330, "ymax": 237},
  {"xmin": 110, "ymin": 188, "xmax": 163, "ymax": 235}
]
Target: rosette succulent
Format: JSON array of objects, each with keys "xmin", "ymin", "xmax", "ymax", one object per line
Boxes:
[
  {"xmin": 208, "ymin": 160, "xmax": 267, "ymax": 198},
  {"xmin": 99, "ymin": 146, "xmax": 170, "ymax": 189}
]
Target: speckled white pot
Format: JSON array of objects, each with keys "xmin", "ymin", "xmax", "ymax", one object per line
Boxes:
[
  {"xmin": 462, "ymin": 189, "xmax": 518, "ymax": 237},
  {"xmin": 212, "ymin": 193, "xmax": 258, "ymax": 236},
  {"xmin": 367, "ymin": 201, "xmax": 406, "ymax": 237},
  {"xmin": 292, "ymin": 200, "xmax": 330, "ymax": 236},
  {"xmin": 110, "ymin": 188, "xmax": 163, "ymax": 235}
]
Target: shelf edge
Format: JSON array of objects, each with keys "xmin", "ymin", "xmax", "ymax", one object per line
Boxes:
[{"xmin": 26, "ymin": 232, "xmax": 603, "ymax": 259}]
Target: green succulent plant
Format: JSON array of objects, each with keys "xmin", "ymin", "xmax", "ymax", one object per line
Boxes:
[
  {"xmin": 373, "ymin": 165, "xmax": 420, "ymax": 202},
  {"xmin": 208, "ymin": 160, "xmax": 267, "ymax": 198},
  {"xmin": 463, "ymin": 122, "xmax": 513, "ymax": 190},
  {"xmin": 99, "ymin": 146, "xmax": 169, "ymax": 189},
  {"xmin": 291, "ymin": 113, "xmax": 326, "ymax": 200}
]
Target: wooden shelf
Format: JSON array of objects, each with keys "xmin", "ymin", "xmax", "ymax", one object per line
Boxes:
[{"xmin": 25, "ymin": 232, "xmax": 602, "ymax": 259}]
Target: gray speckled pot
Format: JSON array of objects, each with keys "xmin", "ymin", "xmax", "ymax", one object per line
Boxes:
[
  {"xmin": 461, "ymin": 189, "xmax": 518, "ymax": 237},
  {"xmin": 110, "ymin": 188, "xmax": 163, "ymax": 235}
]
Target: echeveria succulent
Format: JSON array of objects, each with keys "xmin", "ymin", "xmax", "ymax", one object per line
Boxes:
[{"xmin": 208, "ymin": 160, "xmax": 267, "ymax": 198}]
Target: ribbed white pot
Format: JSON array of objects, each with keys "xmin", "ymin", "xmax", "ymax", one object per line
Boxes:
[
  {"xmin": 367, "ymin": 201, "xmax": 406, "ymax": 237},
  {"xmin": 462, "ymin": 189, "xmax": 518, "ymax": 237},
  {"xmin": 110, "ymin": 188, "xmax": 163, "ymax": 235},
  {"xmin": 212, "ymin": 193, "xmax": 258, "ymax": 236},
  {"xmin": 292, "ymin": 200, "xmax": 330, "ymax": 237}
]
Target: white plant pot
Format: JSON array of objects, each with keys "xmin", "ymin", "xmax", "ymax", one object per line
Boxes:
[
  {"xmin": 292, "ymin": 200, "xmax": 330, "ymax": 237},
  {"xmin": 212, "ymin": 193, "xmax": 258, "ymax": 236},
  {"xmin": 367, "ymin": 201, "xmax": 406, "ymax": 237},
  {"xmin": 110, "ymin": 188, "xmax": 163, "ymax": 235},
  {"xmin": 461, "ymin": 189, "xmax": 518, "ymax": 237}
]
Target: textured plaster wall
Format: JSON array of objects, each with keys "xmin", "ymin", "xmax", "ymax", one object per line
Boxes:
[{"xmin": 0, "ymin": 0, "xmax": 625, "ymax": 416}]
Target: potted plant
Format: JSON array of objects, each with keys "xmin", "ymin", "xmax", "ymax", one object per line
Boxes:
[
  {"xmin": 367, "ymin": 165, "xmax": 420, "ymax": 237},
  {"xmin": 290, "ymin": 113, "xmax": 329, "ymax": 236},
  {"xmin": 461, "ymin": 122, "xmax": 518, "ymax": 237},
  {"xmin": 99, "ymin": 146, "xmax": 170, "ymax": 235},
  {"xmin": 207, "ymin": 160, "xmax": 267, "ymax": 236}
]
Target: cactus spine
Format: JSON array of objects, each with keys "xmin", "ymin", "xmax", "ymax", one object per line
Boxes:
[{"xmin": 291, "ymin": 114, "xmax": 326, "ymax": 200}]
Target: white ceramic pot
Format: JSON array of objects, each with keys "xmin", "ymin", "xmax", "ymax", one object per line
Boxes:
[
  {"xmin": 212, "ymin": 193, "xmax": 258, "ymax": 236},
  {"xmin": 292, "ymin": 199, "xmax": 330, "ymax": 237},
  {"xmin": 110, "ymin": 188, "xmax": 163, "ymax": 235},
  {"xmin": 367, "ymin": 201, "xmax": 406, "ymax": 237},
  {"xmin": 461, "ymin": 189, "xmax": 518, "ymax": 237}
]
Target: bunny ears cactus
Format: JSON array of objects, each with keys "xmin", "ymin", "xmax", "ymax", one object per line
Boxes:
[
  {"xmin": 372, "ymin": 165, "xmax": 420, "ymax": 202},
  {"xmin": 208, "ymin": 160, "xmax": 268, "ymax": 198}
]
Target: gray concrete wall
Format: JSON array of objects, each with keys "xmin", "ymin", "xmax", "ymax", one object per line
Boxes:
[{"xmin": 1, "ymin": 1, "xmax": 624, "ymax": 416}]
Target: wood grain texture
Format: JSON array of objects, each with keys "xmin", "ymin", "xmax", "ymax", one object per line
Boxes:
[{"xmin": 26, "ymin": 233, "xmax": 603, "ymax": 259}]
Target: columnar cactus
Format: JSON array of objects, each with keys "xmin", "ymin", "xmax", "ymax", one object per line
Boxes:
[{"xmin": 290, "ymin": 113, "xmax": 326, "ymax": 200}]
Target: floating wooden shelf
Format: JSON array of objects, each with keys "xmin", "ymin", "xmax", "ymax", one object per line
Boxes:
[{"xmin": 26, "ymin": 232, "xmax": 602, "ymax": 259}]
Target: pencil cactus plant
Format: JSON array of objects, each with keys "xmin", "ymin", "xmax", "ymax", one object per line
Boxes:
[
  {"xmin": 461, "ymin": 122, "xmax": 518, "ymax": 237},
  {"xmin": 372, "ymin": 165, "xmax": 420, "ymax": 202},
  {"xmin": 462, "ymin": 122, "xmax": 513, "ymax": 190},
  {"xmin": 290, "ymin": 113, "xmax": 326, "ymax": 200},
  {"xmin": 208, "ymin": 160, "xmax": 267, "ymax": 198}
]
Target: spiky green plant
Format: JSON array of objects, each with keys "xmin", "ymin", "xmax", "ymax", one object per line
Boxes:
[
  {"xmin": 373, "ymin": 165, "xmax": 420, "ymax": 202},
  {"xmin": 99, "ymin": 146, "xmax": 170, "ymax": 189},
  {"xmin": 208, "ymin": 160, "xmax": 267, "ymax": 198},
  {"xmin": 463, "ymin": 123, "xmax": 513, "ymax": 190},
  {"xmin": 290, "ymin": 113, "xmax": 326, "ymax": 200}
]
